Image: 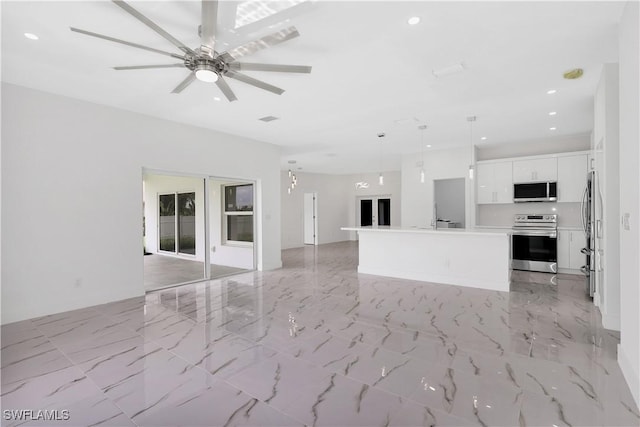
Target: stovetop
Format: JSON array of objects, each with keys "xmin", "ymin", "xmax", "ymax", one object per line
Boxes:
[{"xmin": 513, "ymin": 214, "xmax": 557, "ymax": 229}]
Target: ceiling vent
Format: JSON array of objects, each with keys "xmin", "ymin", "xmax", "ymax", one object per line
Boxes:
[{"xmin": 259, "ymin": 115, "xmax": 279, "ymax": 122}]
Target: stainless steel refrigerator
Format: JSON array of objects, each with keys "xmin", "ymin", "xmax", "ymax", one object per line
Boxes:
[{"xmin": 581, "ymin": 170, "xmax": 597, "ymax": 297}]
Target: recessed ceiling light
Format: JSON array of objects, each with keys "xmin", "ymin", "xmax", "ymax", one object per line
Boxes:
[
  {"xmin": 214, "ymin": 97, "xmax": 221, "ymax": 101},
  {"xmin": 481, "ymin": 137, "xmax": 487, "ymax": 140},
  {"xmin": 408, "ymin": 16, "xmax": 421, "ymax": 25},
  {"xmin": 547, "ymin": 89, "xmax": 557, "ymax": 94},
  {"xmin": 426, "ymin": 144, "xmax": 432, "ymax": 148},
  {"xmin": 550, "ymin": 127, "xmax": 557, "ymax": 131},
  {"xmin": 24, "ymin": 32, "xmax": 39, "ymax": 40},
  {"xmin": 549, "ymin": 111, "xmax": 557, "ymax": 116}
]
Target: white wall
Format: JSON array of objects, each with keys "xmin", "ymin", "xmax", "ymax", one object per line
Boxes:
[
  {"xmin": 1, "ymin": 83, "xmax": 281, "ymax": 324},
  {"xmin": 347, "ymin": 171, "xmax": 402, "ymax": 240},
  {"xmin": 401, "ymin": 147, "xmax": 473, "ymax": 229},
  {"xmin": 280, "ymin": 171, "xmax": 402, "ymax": 248},
  {"xmin": 209, "ymin": 179, "xmax": 254, "ymax": 269},
  {"xmin": 281, "ymin": 172, "xmax": 350, "ymax": 249},
  {"xmin": 593, "ymin": 64, "xmax": 621, "ymax": 331},
  {"xmin": 143, "ymin": 174, "xmax": 205, "ymax": 260},
  {"xmin": 617, "ymin": 0, "xmax": 640, "ymax": 409}
]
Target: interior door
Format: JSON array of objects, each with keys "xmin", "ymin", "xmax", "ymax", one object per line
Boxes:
[{"xmin": 304, "ymin": 193, "xmax": 317, "ymax": 245}]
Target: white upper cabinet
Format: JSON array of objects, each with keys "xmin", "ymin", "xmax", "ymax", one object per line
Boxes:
[
  {"xmin": 477, "ymin": 161, "xmax": 513, "ymax": 204},
  {"xmin": 557, "ymin": 154, "xmax": 588, "ymax": 202},
  {"xmin": 512, "ymin": 158, "xmax": 558, "ymax": 183}
]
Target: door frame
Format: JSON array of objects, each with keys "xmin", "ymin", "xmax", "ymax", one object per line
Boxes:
[
  {"xmin": 303, "ymin": 192, "xmax": 318, "ymax": 245},
  {"xmin": 143, "ymin": 168, "xmax": 259, "ymax": 291},
  {"xmin": 356, "ymin": 194, "xmax": 393, "ymax": 227},
  {"xmin": 157, "ymin": 190, "xmax": 198, "ymax": 257}
]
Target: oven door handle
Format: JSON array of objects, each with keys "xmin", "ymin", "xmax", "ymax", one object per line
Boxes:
[{"xmin": 512, "ymin": 230, "xmax": 557, "ymax": 238}]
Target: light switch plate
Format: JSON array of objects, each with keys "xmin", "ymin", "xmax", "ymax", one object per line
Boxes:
[{"xmin": 622, "ymin": 213, "xmax": 631, "ymax": 230}]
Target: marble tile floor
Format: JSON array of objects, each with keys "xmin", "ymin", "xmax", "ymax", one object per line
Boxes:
[
  {"xmin": 144, "ymin": 253, "xmax": 250, "ymax": 290},
  {"xmin": 2, "ymin": 241, "xmax": 639, "ymax": 426}
]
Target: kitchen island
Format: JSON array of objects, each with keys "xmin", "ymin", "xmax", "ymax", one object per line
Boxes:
[{"xmin": 341, "ymin": 226, "xmax": 511, "ymax": 291}]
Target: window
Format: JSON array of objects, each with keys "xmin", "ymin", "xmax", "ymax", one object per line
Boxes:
[{"xmin": 224, "ymin": 184, "xmax": 253, "ymax": 244}]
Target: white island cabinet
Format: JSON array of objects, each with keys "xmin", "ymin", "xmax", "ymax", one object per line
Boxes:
[{"xmin": 341, "ymin": 226, "xmax": 511, "ymax": 291}]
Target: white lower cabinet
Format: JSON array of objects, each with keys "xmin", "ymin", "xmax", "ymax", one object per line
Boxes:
[{"xmin": 558, "ymin": 230, "xmax": 586, "ymax": 271}]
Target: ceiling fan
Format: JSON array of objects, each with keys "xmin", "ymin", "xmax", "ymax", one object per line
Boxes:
[{"xmin": 70, "ymin": 0, "xmax": 311, "ymax": 102}]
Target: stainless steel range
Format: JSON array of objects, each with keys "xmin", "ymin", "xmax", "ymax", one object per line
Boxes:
[{"xmin": 512, "ymin": 214, "xmax": 558, "ymax": 273}]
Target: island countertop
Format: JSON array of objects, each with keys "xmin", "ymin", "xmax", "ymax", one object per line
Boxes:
[
  {"xmin": 341, "ymin": 226, "xmax": 511, "ymax": 236},
  {"xmin": 342, "ymin": 225, "xmax": 510, "ymax": 291}
]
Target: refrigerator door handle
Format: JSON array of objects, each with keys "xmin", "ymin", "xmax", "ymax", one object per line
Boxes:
[{"xmin": 580, "ymin": 185, "xmax": 588, "ymax": 236}]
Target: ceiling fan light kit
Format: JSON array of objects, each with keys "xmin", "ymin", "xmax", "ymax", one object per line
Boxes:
[{"xmin": 70, "ymin": 0, "xmax": 311, "ymax": 102}]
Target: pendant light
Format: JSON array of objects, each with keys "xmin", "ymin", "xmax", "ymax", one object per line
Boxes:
[
  {"xmin": 287, "ymin": 160, "xmax": 298, "ymax": 195},
  {"xmin": 467, "ymin": 116, "xmax": 476, "ymax": 179},
  {"xmin": 418, "ymin": 124, "xmax": 427, "ymax": 183}
]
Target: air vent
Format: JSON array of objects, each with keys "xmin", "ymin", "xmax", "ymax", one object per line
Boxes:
[{"xmin": 259, "ymin": 116, "xmax": 279, "ymax": 122}]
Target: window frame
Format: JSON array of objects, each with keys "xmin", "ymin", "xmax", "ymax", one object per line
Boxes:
[{"xmin": 222, "ymin": 184, "xmax": 254, "ymax": 247}]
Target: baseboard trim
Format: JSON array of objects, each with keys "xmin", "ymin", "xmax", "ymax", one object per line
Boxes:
[
  {"xmin": 602, "ymin": 313, "xmax": 621, "ymax": 331},
  {"xmin": 618, "ymin": 344, "xmax": 640, "ymax": 410},
  {"xmin": 357, "ymin": 266, "xmax": 510, "ymax": 292}
]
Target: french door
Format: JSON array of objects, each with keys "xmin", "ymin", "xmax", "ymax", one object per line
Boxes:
[
  {"xmin": 158, "ymin": 192, "xmax": 196, "ymax": 255},
  {"xmin": 358, "ymin": 197, "xmax": 391, "ymax": 226}
]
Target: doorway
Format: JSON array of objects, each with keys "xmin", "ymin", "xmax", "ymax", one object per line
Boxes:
[
  {"xmin": 433, "ymin": 178, "xmax": 465, "ymax": 229},
  {"xmin": 358, "ymin": 196, "xmax": 391, "ymax": 226},
  {"xmin": 142, "ymin": 171, "xmax": 256, "ymax": 291}
]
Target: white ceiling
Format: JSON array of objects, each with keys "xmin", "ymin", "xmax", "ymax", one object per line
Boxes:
[{"xmin": 1, "ymin": 1, "xmax": 625, "ymax": 174}]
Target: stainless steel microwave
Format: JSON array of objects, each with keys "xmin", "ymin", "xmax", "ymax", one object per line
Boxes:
[{"xmin": 513, "ymin": 182, "xmax": 557, "ymax": 202}]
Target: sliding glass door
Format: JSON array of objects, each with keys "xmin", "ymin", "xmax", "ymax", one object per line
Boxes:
[
  {"xmin": 159, "ymin": 192, "xmax": 196, "ymax": 255},
  {"xmin": 177, "ymin": 192, "xmax": 196, "ymax": 255},
  {"xmin": 159, "ymin": 194, "xmax": 176, "ymax": 252}
]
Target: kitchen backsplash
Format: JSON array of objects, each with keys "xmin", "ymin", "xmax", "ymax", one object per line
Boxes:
[{"xmin": 476, "ymin": 202, "xmax": 582, "ymax": 228}]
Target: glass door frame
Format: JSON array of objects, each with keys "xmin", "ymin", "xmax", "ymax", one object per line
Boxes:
[
  {"xmin": 157, "ymin": 191, "xmax": 197, "ymax": 257},
  {"xmin": 143, "ymin": 167, "xmax": 259, "ymax": 292}
]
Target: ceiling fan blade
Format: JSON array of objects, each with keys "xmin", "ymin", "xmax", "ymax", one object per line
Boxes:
[
  {"xmin": 220, "ymin": 26, "xmax": 300, "ymax": 62},
  {"xmin": 229, "ymin": 62, "xmax": 311, "ymax": 73},
  {"xmin": 70, "ymin": 27, "xmax": 185, "ymax": 60},
  {"xmin": 201, "ymin": 0, "xmax": 218, "ymax": 51},
  {"xmin": 215, "ymin": 76, "xmax": 237, "ymax": 102},
  {"xmin": 171, "ymin": 72, "xmax": 197, "ymax": 94},
  {"xmin": 225, "ymin": 70, "xmax": 284, "ymax": 95},
  {"xmin": 112, "ymin": 0, "xmax": 195, "ymax": 55},
  {"xmin": 114, "ymin": 64, "xmax": 185, "ymax": 70}
]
